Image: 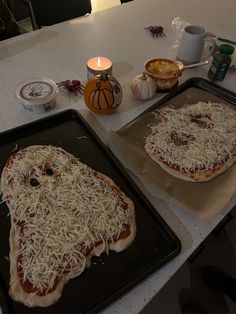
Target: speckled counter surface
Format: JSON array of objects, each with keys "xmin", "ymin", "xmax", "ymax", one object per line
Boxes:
[{"xmin": 0, "ymin": 0, "xmax": 236, "ymax": 313}]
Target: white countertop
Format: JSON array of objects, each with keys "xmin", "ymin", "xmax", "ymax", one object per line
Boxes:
[{"xmin": 0, "ymin": 0, "xmax": 236, "ymax": 313}]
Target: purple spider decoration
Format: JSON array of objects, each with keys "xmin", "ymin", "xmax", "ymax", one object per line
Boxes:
[
  {"xmin": 145, "ymin": 25, "xmax": 166, "ymax": 37},
  {"xmin": 57, "ymin": 80, "xmax": 84, "ymax": 95}
]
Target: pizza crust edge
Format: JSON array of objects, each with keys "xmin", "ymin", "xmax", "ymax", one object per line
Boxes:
[{"xmin": 145, "ymin": 145, "xmax": 236, "ymax": 182}]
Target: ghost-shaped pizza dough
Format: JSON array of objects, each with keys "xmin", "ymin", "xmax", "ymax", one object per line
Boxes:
[{"xmin": 0, "ymin": 145, "xmax": 136, "ymax": 307}]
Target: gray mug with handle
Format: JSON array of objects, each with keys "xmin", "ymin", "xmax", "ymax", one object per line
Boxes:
[{"xmin": 176, "ymin": 25, "xmax": 214, "ymax": 64}]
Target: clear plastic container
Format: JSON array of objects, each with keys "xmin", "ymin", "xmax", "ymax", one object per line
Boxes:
[{"xmin": 15, "ymin": 78, "xmax": 58, "ymax": 114}]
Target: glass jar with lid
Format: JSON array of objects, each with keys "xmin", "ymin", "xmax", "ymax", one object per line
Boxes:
[{"xmin": 208, "ymin": 44, "xmax": 234, "ymax": 81}]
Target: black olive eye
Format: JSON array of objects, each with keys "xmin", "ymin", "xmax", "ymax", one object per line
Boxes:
[
  {"xmin": 30, "ymin": 178, "xmax": 40, "ymax": 187},
  {"xmin": 46, "ymin": 168, "xmax": 54, "ymax": 176}
]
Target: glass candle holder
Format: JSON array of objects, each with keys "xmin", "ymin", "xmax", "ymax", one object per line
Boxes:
[{"xmin": 87, "ymin": 56, "xmax": 112, "ymax": 79}]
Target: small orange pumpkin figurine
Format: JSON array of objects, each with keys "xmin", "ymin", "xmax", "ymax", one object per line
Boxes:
[{"xmin": 84, "ymin": 72, "xmax": 123, "ymax": 114}]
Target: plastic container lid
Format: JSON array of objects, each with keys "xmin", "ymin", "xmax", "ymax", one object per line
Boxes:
[{"xmin": 218, "ymin": 44, "xmax": 235, "ymax": 55}]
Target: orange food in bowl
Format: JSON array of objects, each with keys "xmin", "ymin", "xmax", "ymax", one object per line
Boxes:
[
  {"xmin": 144, "ymin": 58, "xmax": 184, "ymax": 90},
  {"xmin": 148, "ymin": 60, "xmax": 180, "ymax": 77}
]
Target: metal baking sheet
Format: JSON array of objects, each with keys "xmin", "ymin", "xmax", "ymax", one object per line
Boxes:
[
  {"xmin": 0, "ymin": 110, "xmax": 181, "ymax": 314},
  {"xmin": 114, "ymin": 77, "xmax": 236, "ymax": 221}
]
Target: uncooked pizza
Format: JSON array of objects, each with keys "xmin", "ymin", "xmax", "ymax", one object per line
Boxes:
[
  {"xmin": 145, "ymin": 102, "xmax": 236, "ymax": 182},
  {"xmin": 0, "ymin": 145, "xmax": 136, "ymax": 307}
]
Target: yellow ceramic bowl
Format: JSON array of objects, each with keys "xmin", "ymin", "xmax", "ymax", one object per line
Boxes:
[{"xmin": 144, "ymin": 58, "xmax": 184, "ymax": 90}]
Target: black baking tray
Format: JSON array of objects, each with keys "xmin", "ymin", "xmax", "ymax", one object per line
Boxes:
[
  {"xmin": 116, "ymin": 77, "xmax": 236, "ymax": 220},
  {"xmin": 0, "ymin": 109, "xmax": 181, "ymax": 314}
]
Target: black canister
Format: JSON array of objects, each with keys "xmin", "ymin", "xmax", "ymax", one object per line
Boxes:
[{"xmin": 208, "ymin": 44, "xmax": 234, "ymax": 81}]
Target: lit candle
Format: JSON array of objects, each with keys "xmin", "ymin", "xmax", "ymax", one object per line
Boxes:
[{"xmin": 87, "ymin": 56, "xmax": 112, "ymax": 79}]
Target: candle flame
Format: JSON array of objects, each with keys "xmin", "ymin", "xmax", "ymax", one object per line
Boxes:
[{"xmin": 97, "ymin": 57, "xmax": 101, "ymax": 67}]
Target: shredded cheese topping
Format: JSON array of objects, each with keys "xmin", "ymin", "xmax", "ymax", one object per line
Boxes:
[
  {"xmin": 0, "ymin": 146, "xmax": 134, "ymax": 293},
  {"xmin": 145, "ymin": 102, "xmax": 236, "ymax": 175}
]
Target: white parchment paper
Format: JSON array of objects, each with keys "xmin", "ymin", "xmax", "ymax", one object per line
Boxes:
[{"xmin": 106, "ymin": 87, "xmax": 236, "ymax": 221}]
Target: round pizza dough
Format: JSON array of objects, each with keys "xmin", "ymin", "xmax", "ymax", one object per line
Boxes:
[{"xmin": 145, "ymin": 102, "xmax": 236, "ymax": 182}]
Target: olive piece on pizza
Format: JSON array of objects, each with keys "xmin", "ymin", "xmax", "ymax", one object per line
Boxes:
[
  {"xmin": 30, "ymin": 178, "xmax": 40, "ymax": 187},
  {"xmin": 46, "ymin": 168, "xmax": 54, "ymax": 176}
]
